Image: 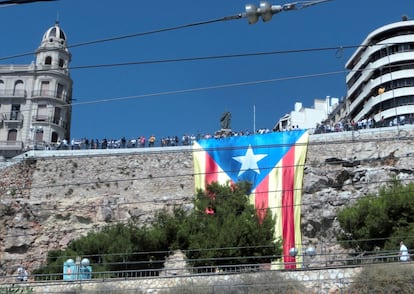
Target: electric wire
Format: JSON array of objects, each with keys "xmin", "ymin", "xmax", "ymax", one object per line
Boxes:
[
  {"xmin": 0, "ymin": 56, "xmax": 410, "ymax": 125},
  {"xmin": 0, "ymin": 40, "xmax": 410, "ymax": 129},
  {"xmin": 0, "ymin": 44, "xmax": 361, "ymax": 71},
  {"xmin": 0, "ymin": 14, "xmax": 243, "ymax": 62}
]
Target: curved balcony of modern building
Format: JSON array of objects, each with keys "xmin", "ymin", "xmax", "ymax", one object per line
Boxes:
[
  {"xmin": 346, "ymin": 46, "xmax": 380, "ymax": 85},
  {"xmin": 353, "ymin": 86, "xmax": 414, "ymax": 122},
  {"xmin": 348, "ymin": 60, "xmax": 414, "ymax": 106},
  {"xmin": 347, "ymin": 51, "xmax": 414, "ymax": 101},
  {"xmin": 382, "ymin": 104, "xmax": 414, "ymax": 119},
  {"xmin": 353, "ymin": 35, "xmax": 414, "ymax": 66},
  {"xmin": 349, "ymin": 73, "xmax": 414, "ymax": 119},
  {"xmin": 31, "ymin": 90, "xmax": 71, "ymax": 105},
  {"xmin": 346, "ymin": 20, "xmax": 414, "ymax": 67}
]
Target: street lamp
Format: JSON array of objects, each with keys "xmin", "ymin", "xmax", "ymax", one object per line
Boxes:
[
  {"xmin": 243, "ymin": 0, "xmax": 333, "ymax": 24},
  {"xmin": 289, "ymin": 247, "xmax": 298, "ymax": 257},
  {"xmin": 305, "ymin": 246, "xmax": 316, "ymax": 257}
]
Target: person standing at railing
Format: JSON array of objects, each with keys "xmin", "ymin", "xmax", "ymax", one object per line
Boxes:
[
  {"xmin": 399, "ymin": 241, "xmax": 410, "ymax": 261},
  {"xmin": 16, "ymin": 265, "xmax": 28, "ymax": 282}
]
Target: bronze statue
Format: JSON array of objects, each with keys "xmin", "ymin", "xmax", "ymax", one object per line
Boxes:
[{"xmin": 220, "ymin": 111, "xmax": 231, "ymax": 130}]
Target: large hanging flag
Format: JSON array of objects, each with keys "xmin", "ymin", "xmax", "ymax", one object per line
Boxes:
[{"xmin": 193, "ymin": 130, "xmax": 309, "ymax": 269}]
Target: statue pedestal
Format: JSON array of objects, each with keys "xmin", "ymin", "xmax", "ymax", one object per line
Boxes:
[{"xmin": 216, "ymin": 129, "xmax": 232, "ymax": 137}]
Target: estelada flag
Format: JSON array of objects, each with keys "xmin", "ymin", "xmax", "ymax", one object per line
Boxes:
[{"xmin": 193, "ymin": 130, "xmax": 309, "ymax": 269}]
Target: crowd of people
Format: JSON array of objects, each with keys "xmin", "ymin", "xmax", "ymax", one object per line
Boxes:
[
  {"xmin": 48, "ymin": 128, "xmax": 273, "ymax": 151},
  {"xmin": 314, "ymin": 114, "xmax": 414, "ymax": 134},
  {"xmin": 37, "ymin": 114, "xmax": 414, "ymax": 151}
]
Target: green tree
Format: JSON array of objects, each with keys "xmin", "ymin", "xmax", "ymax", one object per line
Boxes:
[
  {"xmin": 151, "ymin": 181, "xmax": 281, "ymax": 268},
  {"xmin": 34, "ymin": 182, "xmax": 280, "ymax": 278},
  {"xmin": 337, "ymin": 180, "xmax": 414, "ymax": 252},
  {"xmin": 183, "ymin": 181, "xmax": 280, "ymax": 267}
]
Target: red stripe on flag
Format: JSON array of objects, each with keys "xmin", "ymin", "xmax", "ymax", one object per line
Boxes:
[
  {"xmin": 255, "ymin": 175, "xmax": 269, "ymax": 223},
  {"xmin": 282, "ymin": 146, "xmax": 296, "ymax": 269},
  {"xmin": 205, "ymin": 152, "xmax": 218, "ymax": 186}
]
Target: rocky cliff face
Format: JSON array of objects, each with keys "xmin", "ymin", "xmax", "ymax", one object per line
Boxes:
[
  {"xmin": 1, "ymin": 127, "xmax": 414, "ymax": 275},
  {"xmin": 301, "ymin": 128, "xmax": 414, "ymax": 265}
]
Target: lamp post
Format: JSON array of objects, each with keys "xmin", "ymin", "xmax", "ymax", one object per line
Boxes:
[
  {"xmin": 63, "ymin": 256, "xmax": 91, "ymax": 281},
  {"xmin": 242, "ymin": 0, "xmax": 333, "ymax": 24},
  {"xmin": 289, "ymin": 247, "xmax": 298, "ymax": 257},
  {"xmin": 304, "ymin": 246, "xmax": 316, "ymax": 268},
  {"xmin": 289, "ymin": 245, "xmax": 316, "ymax": 268}
]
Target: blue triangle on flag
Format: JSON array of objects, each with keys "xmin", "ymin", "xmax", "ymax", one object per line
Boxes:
[{"xmin": 197, "ymin": 130, "xmax": 306, "ymax": 190}]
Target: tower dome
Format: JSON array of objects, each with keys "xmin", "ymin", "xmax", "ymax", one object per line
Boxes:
[
  {"xmin": 40, "ymin": 21, "xmax": 68, "ymax": 49},
  {"xmin": 35, "ymin": 21, "xmax": 71, "ymax": 70}
]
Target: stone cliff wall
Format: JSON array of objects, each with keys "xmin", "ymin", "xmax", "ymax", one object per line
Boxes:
[{"xmin": 1, "ymin": 126, "xmax": 414, "ymax": 276}]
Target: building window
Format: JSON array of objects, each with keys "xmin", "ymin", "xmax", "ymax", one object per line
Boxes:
[
  {"xmin": 53, "ymin": 107, "xmax": 61, "ymax": 125},
  {"xmin": 40, "ymin": 81, "xmax": 50, "ymax": 96},
  {"xmin": 10, "ymin": 104, "xmax": 20, "ymax": 120},
  {"xmin": 7, "ymin": 129, "xmax": 17, "ymax": 141},
  {"xmin": 45, "ymin": 56, "xmax": 52, "ymax": 65},
  {"xmin": 13, "ymin": 80, "xmax": 24, "ymax": 96},
  {"xmin": 51, "ymin": 132, "xmax": 59, "ymax": 143},
  {"xmin": 35, "ymin": 129, "xmax": 44, "ymax": 142},
  {"xmin": 59, "ymin": 59, "xmax": 64, "ymax": 68},
  {"xmin": 50, "ymin": 27, "xmax": 56, "ymax": 37},
  {"xmin": 0, "ymin": 80, "xmax": 4, "ymax": 95},
  {"xmin": 37, "ymin": 104, "xmax": 48, "ymax": 121},
  {"xmin": 57, "ymin": 83, "xmax": 64, "ymax": 99}
]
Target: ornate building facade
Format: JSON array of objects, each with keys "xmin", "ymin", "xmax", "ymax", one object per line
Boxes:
[{"xmin": 0, "ymin": 22, "xmax": 72, "ymax": 158}]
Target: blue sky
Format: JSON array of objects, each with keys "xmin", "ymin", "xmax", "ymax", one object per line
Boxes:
[{"xmin": 0, "ymin": 0, "xmax": 410, "ymax": 141}]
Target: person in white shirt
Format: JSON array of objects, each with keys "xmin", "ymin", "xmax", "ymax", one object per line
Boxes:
[{"xmin": 400, "ymin": 241, "xmax": 410, "ymax": 261}]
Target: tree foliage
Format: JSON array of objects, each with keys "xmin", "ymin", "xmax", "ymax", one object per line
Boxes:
[
  {"xmin": 34, "ymin": 181, "xmax": 280, "ymax": 278},
  {"xmin": 175, "ymin": 181, "xmax": 280, "ymax": 267},
  {"xmin": 337, "ymin": 180, "xmax": 414, "ymax": 251}
]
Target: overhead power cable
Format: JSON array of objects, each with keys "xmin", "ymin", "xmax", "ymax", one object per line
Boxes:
[
  {"xmin": 0, "ymin": 14, "xmax": 243, "ymax": 62},
  {"xmin": 0, "ymin": 0, "xmax": 333, "ymax": 61},
  {"xmin": 0, "ymin": 67, "xmax": 347, "ymax": 119},
  {"xmin": 0, "ymin": 44, "xmax": 361, "ymax": 73},
  {"xmin": 0, "ymin": 0, "xmax": 55, "ymax": 6}
]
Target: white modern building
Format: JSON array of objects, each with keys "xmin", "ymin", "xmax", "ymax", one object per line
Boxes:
[
  {"xmin": 0, "ymin": 22, "xmax": 72, "ymax": 158},
  {"xmin": 343, "ymin": 18, "xmax": 414, "ymax": 126},
  {"xmin": 273, "ymin": 96, "xmax": 340, "ymax": 132}
]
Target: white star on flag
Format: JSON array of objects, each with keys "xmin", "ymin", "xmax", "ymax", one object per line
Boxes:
[{"xmin": 233, "ymin": 145, "xmax": 268, "ymax": 177}]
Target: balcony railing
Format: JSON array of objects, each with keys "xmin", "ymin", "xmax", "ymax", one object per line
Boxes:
[
  {"xmin": 32, "ymin": 115, "xmax": 67, "ymax": 129},
  {"xmin": 2, "ymin": 112, "xmax": 24, "ymax": 126},
  {"xmin": 31, "ymin": 90, "xmax": 70, "ymax": 103},
  {"xmin": 0, "ymin": 140, "xmax": 23, "ymax": 150},
  {"xmin": 0, "ymin": 89, "xmax": 27, "ymax": 98}
]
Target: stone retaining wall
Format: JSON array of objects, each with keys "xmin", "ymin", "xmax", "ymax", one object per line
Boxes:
[{"xmin": 6, "ymin": 267, "xmax": 362, "ymax": 294}]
